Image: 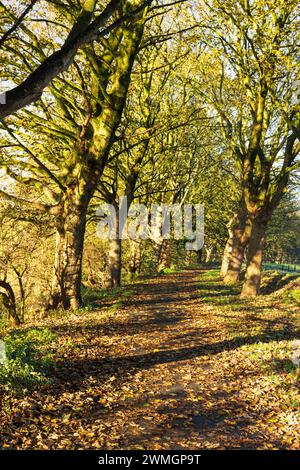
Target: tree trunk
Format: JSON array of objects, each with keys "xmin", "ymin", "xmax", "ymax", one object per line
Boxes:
[
  {"xmin": 223, "ymin": 205, "xmax": 251, "ymax": 284},
  {"xmin": 221, "ymin": 230, "xmax": 234, "ymax": 276},
  {"xmin": 129, "ymin": 240, "xmax": 141, "ymax": 277},
  {"xmin": 47, "ymin": 192, "xmax": 89, "ymax": 310},
  {"xmin": 106, "ymin": 205, "xmax": 122, "ymax": 288},
  {"xmin": 205, "ymin": 245, "xmax": 213, "ymax": 263},
  {"xmin": 0, "ymin": 280, "xmax": 20, "ymax": 326},
  {"xmin": 157, "ymin": 240, "xmax": 170, "ymax": 271},
  {"xmin": 197, "ymin": 248, "xmax": 203, "ymax": 265},
  {"xmin": 241, "ymin": 218, "xmax": 267, "ymax": 297},
  {"xmin": 224, "ymin": 238, "xmax": 245, "ymax": 284},
  {"xmin": 108, "ymin": 238, "xmax": 122, "ymax": 288},
  {"xmin": 13, "ymin": 268, "xmax": 26, "ymax": 322}
]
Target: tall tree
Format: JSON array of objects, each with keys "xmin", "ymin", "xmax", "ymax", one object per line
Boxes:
[
  {"xmin": 191, "ymin": 0, "xmax": 300, "ymax": 294},
  {"xmin": 1, "ymin": 0, "xmax": 154, "ymax": 309},
  {"xmin": 95, "ymin": 28, "xmax": 201, "ymax": 286}
]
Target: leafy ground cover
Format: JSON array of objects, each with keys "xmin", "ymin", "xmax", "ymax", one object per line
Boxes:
[{"xmin": 0, "ymin": 270, "xmax": 299, "ymax": 449}]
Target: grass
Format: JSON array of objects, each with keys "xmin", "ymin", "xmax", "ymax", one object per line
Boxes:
[
  {"xmin": 81, "ymin": 284, "xmax": 135, "ymax": 312},
  {"xmin": 0, "ymin": 283, "xmax": 137, "ymax": 393},
  {"xmin": 158, "ymin": 267, "xmax": 184, "ymax": 275},
  {"xmin": 201, "ymin": 269, "xmax": 221, "ymax": 279},
  {"xmin": 198, "ymin": 269, "xmax": 241, "ymax": 304},
  {"xmin": 0, "ymin": 327, "xmax": 56, "ymax": 392},
  {"xmin": 197, "ymin": 269, "xmax": 300, "ymax": 401},
  {"xmin": 240, "ymin": 339, "xmax": 300, "ymax": 400},
  {"xmin": 283, "ymin": 289, "xmax": 300, "ymax": 306}
]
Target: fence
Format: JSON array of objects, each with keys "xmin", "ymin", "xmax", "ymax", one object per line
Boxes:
[{"xmin": 263, "ymin": 263, "xmax": 300, "ymax": 274}]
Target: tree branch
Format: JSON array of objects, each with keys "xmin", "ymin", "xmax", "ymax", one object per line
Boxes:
[
  {"xmin": 0, "ymin": 0, "xmax": 152, "ymax": 119},
  {"xmin": 0, "ymin": 0, "xmax": 38, "ymax": 49}
]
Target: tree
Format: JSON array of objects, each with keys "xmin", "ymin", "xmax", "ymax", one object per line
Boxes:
[
  {"xmin": 264, "ymin": 191, "xmax": 300, "ymax": 264},
  {"xmin": 1, "ymin": 0, "xmax": 154, "ymax": 310},
  {"xmin": 0, "ymin": 200, "xmax": 49, "ymax": 324},
  {"xmin": 95, "ymin": 25, "xmax": 202, "ymax": 286},
  {"xmin": 191, "ymin": 0, "xmax": 300, "ymax": 295}
]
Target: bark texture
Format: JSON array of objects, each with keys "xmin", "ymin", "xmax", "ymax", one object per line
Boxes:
[
  {"xmin": 241, "ymin": 217, "xmax": 267, "ymax": 297},
  {"xmin": 47, "ymin": 189, "xmax": 90, "ymax": 310},
  {"xmin": 223, "ymin": 206, "xmax": 251, "ymax": 284},
  {"xmin": 107, "ymin": 207, "xmax": 122, "ymax": 288},
  {"xmin": 221, "ymin": 235, "xmax": 232, "ymax": 277}
]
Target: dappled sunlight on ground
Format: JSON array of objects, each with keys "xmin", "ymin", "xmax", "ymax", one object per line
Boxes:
[{"xmin": 0, "ymin": 270, "xmax": 299, "ymax": 449}]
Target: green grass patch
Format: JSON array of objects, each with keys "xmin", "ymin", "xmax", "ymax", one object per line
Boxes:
[
  {"xmin": 79, "ymin": 284, "xmax": 136, "ymax": 316},
  {"xmin": 198, "ymin": 270, "xmax": 240, "ymax": 305},
  {"xmin": 82, "ymin": 285, "xmax": 122, "ymax": 305},
  {"xmin": 81, "ymin": 285, "xmax": 135, "ymax": 310},
  {"xmin": 283, "ymin": 289, "xmax": 300, "ymax": 306},
  {"xmin": 240, "ymin": 340, "xmax": 300, "ymax": 392},
  {"xmin": 201, "ymin": 269, "xmax": 221, "ymax": 279},
  {"xmin": 159, "ymin": 267, "xmax": 183, "ymax": 275},
  {"xmin": 0, "ymin": 327, "xmax": 56, "ymax": 392}
]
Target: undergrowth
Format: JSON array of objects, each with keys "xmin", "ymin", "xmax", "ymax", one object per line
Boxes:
[{"xmin": 0, "ymin": 328, "xmax": 56, "ymax": 392}]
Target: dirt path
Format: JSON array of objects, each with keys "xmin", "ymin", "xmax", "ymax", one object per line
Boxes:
[{"xmin": 1, "ymin": 269, "xmax": 299, "ymax": 449}]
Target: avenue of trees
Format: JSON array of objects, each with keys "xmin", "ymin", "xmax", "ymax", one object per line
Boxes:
[{"xmin": 0, "ymin": 0, "xmax": 299, "ymax": 324}]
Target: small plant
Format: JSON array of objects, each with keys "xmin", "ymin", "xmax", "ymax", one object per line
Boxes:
[
  {"xmin": 0, "ymin": 327, "xmax": 56, "ymax": 392},
  {"xmin": 283, "ymin": 360, "xmax": 298, "ymax": 374},
  {"xmin": 159, "ymin": 267, "xmax": 182, "ymax": 275},
  {"xmin": 283, "ymin": 289, "xmax": 300, "ymax": 305}
]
